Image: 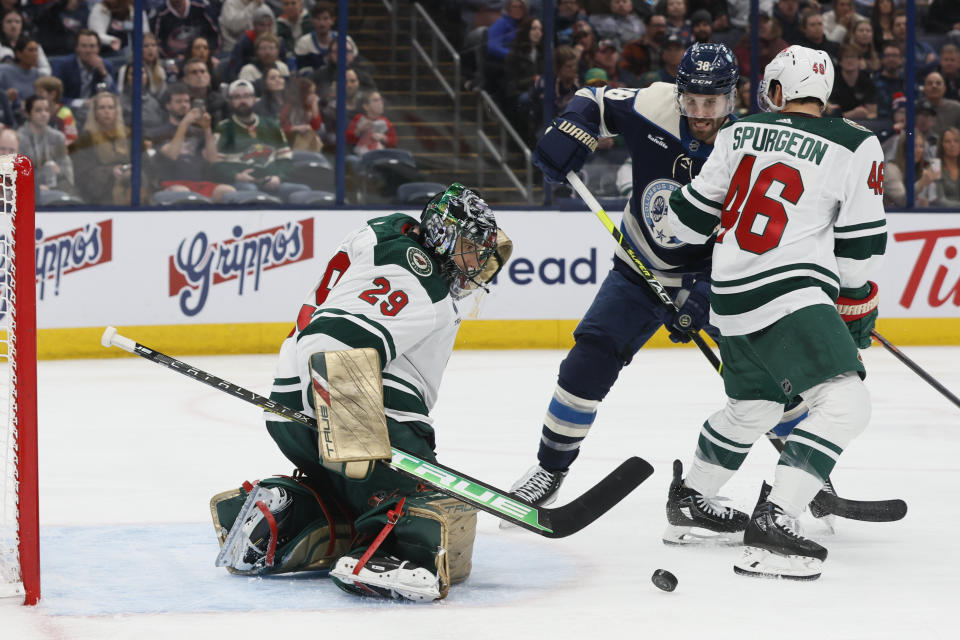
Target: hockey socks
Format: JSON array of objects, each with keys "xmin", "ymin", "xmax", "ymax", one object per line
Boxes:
[{"xmin": 537, "ymin": 385, "xmax": 599, "ymax": 472}]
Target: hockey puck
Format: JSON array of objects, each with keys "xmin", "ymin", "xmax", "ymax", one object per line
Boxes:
[{"xmin": 651, "ymin": 569, "xmax": 678, "ymax": 592}]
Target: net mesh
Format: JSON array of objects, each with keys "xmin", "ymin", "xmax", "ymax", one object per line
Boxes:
[{"xmin": 0, "ymin": 155, "xmax": 22, "ymax": 597}]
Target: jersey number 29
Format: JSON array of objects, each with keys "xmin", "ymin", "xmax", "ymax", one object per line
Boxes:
[{"xmin": 718, "ymin": 154, "xmax": 803, "ymax": 255}]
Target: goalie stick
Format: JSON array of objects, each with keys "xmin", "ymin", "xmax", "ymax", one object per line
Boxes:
[
  {"xmin": 566, "ymin": 172, "xmax": 906, "ymax": 523},
  {"xmin": 100, "ymin": 326, "xmax": 653, "ymax": 538}
]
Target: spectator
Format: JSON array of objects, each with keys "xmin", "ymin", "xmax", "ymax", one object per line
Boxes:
[
  {"xmin": 556, "ymin": 0, "xmax": 588, "ymax": 45},
  {"xmin": 33, "ymin": 0, "xmax": 89, "ymax": 57},
  {"xmin": 239, "ymin": 32, "xmax": 289, "ymax": 84},
  {"xmin": 885, "ymin": 129, "xmax": 939, "ymax": 207},
  {"xmin": 505, "ymin": 17, "xmax": 544, "ymax": 109},
  {"xmin": 733, "ymin": 12, "xmax": 786, "ymax": 78},
  {"xmin": 276, "ymin": 0, "xmax": 310, "ymax": 55},
  {"xmin": 935, "ymin": 126, "xmax": 960, "ymax": 207},
  {"xmin": 17, "ymin": 94, "xmax": 74, "ymax": 194},
  {"xmin": 924, "ymin": 0, "xmax": 960, "ymax": 35},
  {"xmin": 487, "ymin": 0, "xmax": 528, "ymax": 61},
  {"xmin": 938, "ymin": 44, "xmax": 960, "ymax": 102},
  {"xmin": 181, "ymin": 56, "xmax": 228, "ymax": 124},
  {"xmin": 639, "ymin": 31, "xmax": 684, "ymax": 85},
  {"xmin": 658, "ymin": 0, "xmax": 692, "ymax": 44},
  {"xmin": 279, "ymin": 76, "xmax": 323, "ymax": 151},
  {"xmin": 687, "ymin": 0, "xmax": 730, "ymax": 33},
  {"xmin": 116, "ymin": 32, "xmax": 168, "ymax": 98},
  {"xmin": 690, "ymin": 9, "xmax": 713, "ymax": 44},
  {"xmin": 593, "ymin": 39, "xmax": 640, "ymax": 86},
  {"xmin": 119, "ymin": 63, "xmax": 165, "ymax": 130},
  {"xmin": 829, "ymin": 44, "xmax": 877, "ymax": 119},
  {"xmin": 0, "ymin": 9, "xmax": 51, "ymax": 75},
  {"xmin": 773, "ymin": 0, "xmax": 802, "ymax": 44},
  {"xmin": 87, "ymin": 0, "xmax": 148, "ymax": 58},
  {"xmin": 570, "ymin": 20, "xmax": 597, "ymax": 76},
  {"xmin": 892, "ymin": 9, "xmax": 937, "ymax": 76},
  {"xmin": 530, "ymin": 44, "xmax": 581, "ymax": 117},
  {"xmin": 220, "ymin": 0, "xmax": 263, "ymax": 53},
  {"xmin": 213, "ymin": 78, "xmax": 293, "ymax": 193},
  {"xmin": 844, "ymin": 20, "xmax": 879, "ymax": 72},
  {"xmin": 873, "ymin": 42, "xmax": 904, "ymax": 119},
  {"xmin": 70, "ymin": 91, "xmax": 139, "ymax": 204},
  {"xmin": 0, "ymin": 126, "xmax": 18, "ymax": 154},
  {"xmin": 0, "ymin": 38, "xmax": 44, "ymax": 107},
  {"xmin": 33, "ymin": 76, "xmax": 77, "ymax": 145},
  {"xmin": 345, "ymin": 90, "xmax": 397, "ymax": 155},
  {"xmin": 725, "ymin": 0, "xmax": 771, "ymax": 47},
  {"xmin": 734, "ymin": 75, "xmax": 751, "ymax": 116},
  {"xmin": 590, "ymin": 0, "xmax": 646, "ymax": 49},
  {"xmin": 181, "ymin": 35, "xmax": 221, "ymax": 87},
  {"xmin": 621, "ymin": 12, "xmax": 667, "ymax": 76},
  {"xmin": 52, "ymin": 29, "xmax": 117, "ymax": 110},
  {"xmin": 152, "ymin": 0, "xmax": 221, "ymax": 60},
  {"xmin": 870, "ymin": 0, "xmax": 895, "ymax": 50},
  {"xmin": 923, "ymin": 71, "xmax": 960, "ymax": 136},
  {"xmin": 226, "ymin": 4, "xmax": 280, "ymax": 80},
  {"xmin": 294, "ymin": 2, "xmax": 338, "ymax": 75},
  {"xmin": 313, "ymin": 38, "xmax": 373, "ymax": 97},
  {"xmin": 147, "ymin": 82, "xmax": 235, "ymax": 202},
  {"xmin": 823, "ymin": 0, "xmax": 865, "ymax": 44},
  {"xmin": 254, "ymin": 66, "xmax": 286, "ymax": 119},
  {"xmin": 797, "ymin": 8, "xmax": 840, "ymax": 62}
]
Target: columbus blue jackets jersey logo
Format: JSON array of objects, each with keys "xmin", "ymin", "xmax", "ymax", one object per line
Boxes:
[{"xmin": 640, "ymin": 179, "xmax": 686, "ymax": 248}]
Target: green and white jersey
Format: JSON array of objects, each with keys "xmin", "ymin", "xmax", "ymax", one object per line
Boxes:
[
  {"xmin": 267, "ymin": 213, "xmax": 458, "ymax": 432},
  {"xmin": 667, "ymin": 112, "xmax": 887, "ymax": 335}
]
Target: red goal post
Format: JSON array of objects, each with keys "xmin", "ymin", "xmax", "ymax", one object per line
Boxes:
[{"xmin": 0, "ymin": 154, "xmax": 39, "ymax": 605}]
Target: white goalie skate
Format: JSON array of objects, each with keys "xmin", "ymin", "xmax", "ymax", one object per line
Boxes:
[
  {"xmin": 216, "ymin": 485, "xmax": 292, "ymax": 573},
  {"xmin": 330, "ymin": 554, "xmax": 441, "ymax": 602}
]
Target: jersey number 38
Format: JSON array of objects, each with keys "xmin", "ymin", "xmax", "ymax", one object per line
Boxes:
[{"xmin": 717, "ymin": 154, "xmax": 802, "ymax": 255}]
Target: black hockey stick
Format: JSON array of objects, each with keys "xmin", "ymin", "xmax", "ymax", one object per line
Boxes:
[
  {"xmin": 566, "ymin": 172, "xmax": 905, "ymax": 522},
  {"xmin": 871, "ymin": 329, "xmax": 960, "ymax": 410},
  {"xmin": 100, "ymin": 326, "xmax": 653, "ymax": 538}
]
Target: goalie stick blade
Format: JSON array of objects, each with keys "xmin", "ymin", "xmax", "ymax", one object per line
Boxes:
[
  {"xmin": 810, "ymin": 491, "xmax": 907, "ymax": 523},
  {"xmin": 538, "ymin": 456, "xmax": 655, "ymax": 538}
]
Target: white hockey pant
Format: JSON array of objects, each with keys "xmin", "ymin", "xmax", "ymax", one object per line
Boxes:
[{"xmin": 686, "ymin": 373, "xmax": 870, "ymax": 516}]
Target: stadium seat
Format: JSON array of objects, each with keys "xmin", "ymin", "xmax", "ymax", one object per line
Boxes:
[
  {"xmin": 152, "ymin": 190, "xmax": 213, "ymax": 206},
  {"xmin": 354, "ymin": 149, "xmax": 420, "ymax": 203},
  {"xmin": 287, "ymin": 190, "xmax": 336, "ymax": 205},
  {"xmin": 395, "ymin": 181, "xmax": 445, "ymax": 205}
]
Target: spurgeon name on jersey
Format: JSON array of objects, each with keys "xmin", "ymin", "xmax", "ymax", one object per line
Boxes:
[
  {"xmin": 667, "ymin": 112, "xmax": 887, "ymax": 336},
  {"xmin": 569, "ymin": 82, "xmax": 724, "ymax": 286},
  {"xmin": 266, "ymin": 213, "xmax": 459, "ymax": 444}
]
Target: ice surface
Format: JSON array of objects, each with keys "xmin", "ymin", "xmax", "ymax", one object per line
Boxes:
[{"xmin": 2, "ymin": 345, "xmax": 958, "ymax": 639}]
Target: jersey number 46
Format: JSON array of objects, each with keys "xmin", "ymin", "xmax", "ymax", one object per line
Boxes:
[{"xmin": 718, "ymin": 154, "xmax": 802, "ymax": 255}]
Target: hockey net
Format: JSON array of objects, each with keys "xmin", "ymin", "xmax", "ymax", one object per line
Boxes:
[{"xmin": 0, "ymin": 155, "xmax": 38, "ymax": 605}]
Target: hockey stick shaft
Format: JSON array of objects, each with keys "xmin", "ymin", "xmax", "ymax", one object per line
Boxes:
[
  {"xmin": 871, "ymin": 329, "xmax": 960, "ymax": 410},
  {"xmin": 100, "ymin": 327, "xmax": 652, "ymax": 538},
  {"xmin": 566, "ymin": 172, "xmax": 901, "ymax": 521},
  {"xmin": 567, "ymin": 172, "xmax": 722, "ymax": 371}
]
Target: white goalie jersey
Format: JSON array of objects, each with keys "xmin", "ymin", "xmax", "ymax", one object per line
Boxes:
[
  {"xmin": 267, "ymin": 214, "xmax": 460, "ymax": 432},
  {"xmin": 667, "ymin": 112, "xmax": 887, "ymax": 336}
]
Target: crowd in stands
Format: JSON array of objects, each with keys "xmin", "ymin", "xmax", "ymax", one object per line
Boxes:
[
  {"xmin": 0, "ymin": 0, "xmax": 395, "ymax": 205},
  {"xmin": 441, "ymin": 0, "xmax": 960, "ymax": 207}
]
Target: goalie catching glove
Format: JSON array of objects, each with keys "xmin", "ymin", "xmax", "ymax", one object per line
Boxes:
[
  {"xmin": 836, "ymin": 281, "xmax": 879, "ymax": 349},
  {"xmin": 533, "ymin": 114, "xmax": 599, "ymax": 183}
]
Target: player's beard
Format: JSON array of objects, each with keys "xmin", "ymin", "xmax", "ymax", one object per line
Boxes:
[{"xmin": 687, "ymin": 116, "xmax": 726, "ymax": 144}]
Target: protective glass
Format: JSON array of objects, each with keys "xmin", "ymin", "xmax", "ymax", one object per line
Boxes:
[{"xmin": 678, "ymin": 90, "xmax": 736, "ymax": 119}]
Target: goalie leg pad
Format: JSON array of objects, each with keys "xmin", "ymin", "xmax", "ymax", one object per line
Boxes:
[
  {"xmin": 309, "ymin": 348, "xmax": 392, "ymax": 481},
  {"xmin": 210, "ymin": 474, "xmax": 354, "ymax": 575},
  {"xmin": 342, "ymin": 491, "xmax": 478, "ymax": 599}
]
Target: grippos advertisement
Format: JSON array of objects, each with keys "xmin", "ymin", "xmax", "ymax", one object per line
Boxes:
[{"xmin": 30, "ymin": 209, "xmax": 960, "ymax": 331}]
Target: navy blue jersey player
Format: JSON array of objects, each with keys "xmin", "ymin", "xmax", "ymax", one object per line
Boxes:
[{"xmin": 506, "ymin": 44, "xmax": 760, "ymax": 543}]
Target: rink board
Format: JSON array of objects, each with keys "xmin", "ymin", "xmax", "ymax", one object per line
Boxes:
[{"xmin": 26, "ymin": 209, "xmax": 960, "ymax": 357}]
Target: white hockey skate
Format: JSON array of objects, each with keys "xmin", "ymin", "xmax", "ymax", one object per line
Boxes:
[
  {"xmin": 216, "ymin": 485, "xmax": 292, "ymax": 573},
  {"xmin": 330, "ymin": 554, "xmax": 441, "ymax": 602}
]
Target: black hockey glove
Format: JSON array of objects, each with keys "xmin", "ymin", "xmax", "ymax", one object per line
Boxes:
[
  {"xmin": 533, "ymin": 114, "xmax": 599, "ymax": 184},
  {"xmin": 836, "ymin": 281, "xmax": 879, "ymax": 349},
  {"xmin": 668, "ymin": 275, "xmax": 714, "ymax": 344}
]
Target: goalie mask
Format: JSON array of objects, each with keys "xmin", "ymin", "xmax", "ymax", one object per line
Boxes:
[{"xmin": 420, "ymin": 183, "xmax": 499, "ymax": 299}]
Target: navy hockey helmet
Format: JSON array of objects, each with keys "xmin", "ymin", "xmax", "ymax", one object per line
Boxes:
[
  {"xmin": 420, "ymin": 183, "xmax": 499, "ymax": 298},
  {"xmin": 676, "ymin": 43, "xmax": 739, "ymax": 119}
]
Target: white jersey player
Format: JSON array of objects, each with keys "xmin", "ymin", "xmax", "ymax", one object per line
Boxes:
[
  {"xmin": 666, "ymin": 46, "xmax": 886, "ymax": 580},
  {"xmin": 210, "ymin": 184, "xmax": 513, "ymax": 601}
]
